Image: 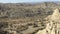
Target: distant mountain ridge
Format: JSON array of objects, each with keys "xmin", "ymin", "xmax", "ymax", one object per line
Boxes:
[{"xmin": 0, "ymin": 2, "xmax": 59, "ymax": 18}]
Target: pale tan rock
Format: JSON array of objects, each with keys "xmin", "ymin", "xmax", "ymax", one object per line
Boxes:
[
  {"xmin": 35, "ymin": 29, "xmax": 46, "ymax": 34},
  {"xmin": 36, "ymin": 8, "xmax": 60, "ymax": 34},
  {"xmin": 51, "ymin": 9, "xmax": 60, "ymax": 21}
]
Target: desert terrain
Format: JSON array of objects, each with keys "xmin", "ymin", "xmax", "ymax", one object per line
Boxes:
[{"xmin": 0, "ymin": 2, "xmax": 60, "ymax": 34}]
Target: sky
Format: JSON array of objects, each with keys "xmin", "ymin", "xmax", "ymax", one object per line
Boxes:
[{"xmin": 0, "ymin": 0, "xmax": 60, "ymax": 3}]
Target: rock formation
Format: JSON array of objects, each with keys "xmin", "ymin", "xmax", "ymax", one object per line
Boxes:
[{"xmin": 36, "ymin": 8, "xmax": 60, "ymax": 34}]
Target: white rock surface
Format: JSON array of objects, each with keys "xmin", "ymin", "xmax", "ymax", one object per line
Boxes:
[{"xmin": 36, "ymin": 8, "xmax": 60, "ymax": 34}]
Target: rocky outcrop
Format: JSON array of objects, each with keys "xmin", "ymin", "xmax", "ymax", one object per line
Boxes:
[{"xmin": 36, "ymin": 9, "xmax": 60, "ymax": 34}]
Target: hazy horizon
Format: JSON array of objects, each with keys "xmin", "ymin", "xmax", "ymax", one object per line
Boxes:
[{"xmin": 0, "ymin": 0, "xmax": 60, "ymax": 3}]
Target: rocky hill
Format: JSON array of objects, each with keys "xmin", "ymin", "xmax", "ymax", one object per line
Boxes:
[
  {"xmin": 0, "ymin": 2, "xmax": 59, "ymax": 18},
  {"xmin": 0, "ymin": 2, "xmax": 60, "ymax": 34}
]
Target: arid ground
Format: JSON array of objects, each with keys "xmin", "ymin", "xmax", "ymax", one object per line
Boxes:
[{"xmin": 0, "ymin": 2, "xmax": 60, "ymax": 34}]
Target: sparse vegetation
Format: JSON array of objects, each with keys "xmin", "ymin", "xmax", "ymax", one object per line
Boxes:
[{"xmin": 0, "ymin": 2, "xmax": 60, "ymax": 34}]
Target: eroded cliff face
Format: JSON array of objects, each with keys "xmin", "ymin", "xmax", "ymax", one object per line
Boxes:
[{"xmin": 36, "ymin": 9, "xmax": 60, "ymax": 34}]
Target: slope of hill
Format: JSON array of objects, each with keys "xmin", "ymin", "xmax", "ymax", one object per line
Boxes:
[
  {"xmin": 0, "ymin": 2, "xmax": 60, "ymax": 34},
  {"xmin": 0, "ymin": 2, "xmax": 59, "ymax": 19}
]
